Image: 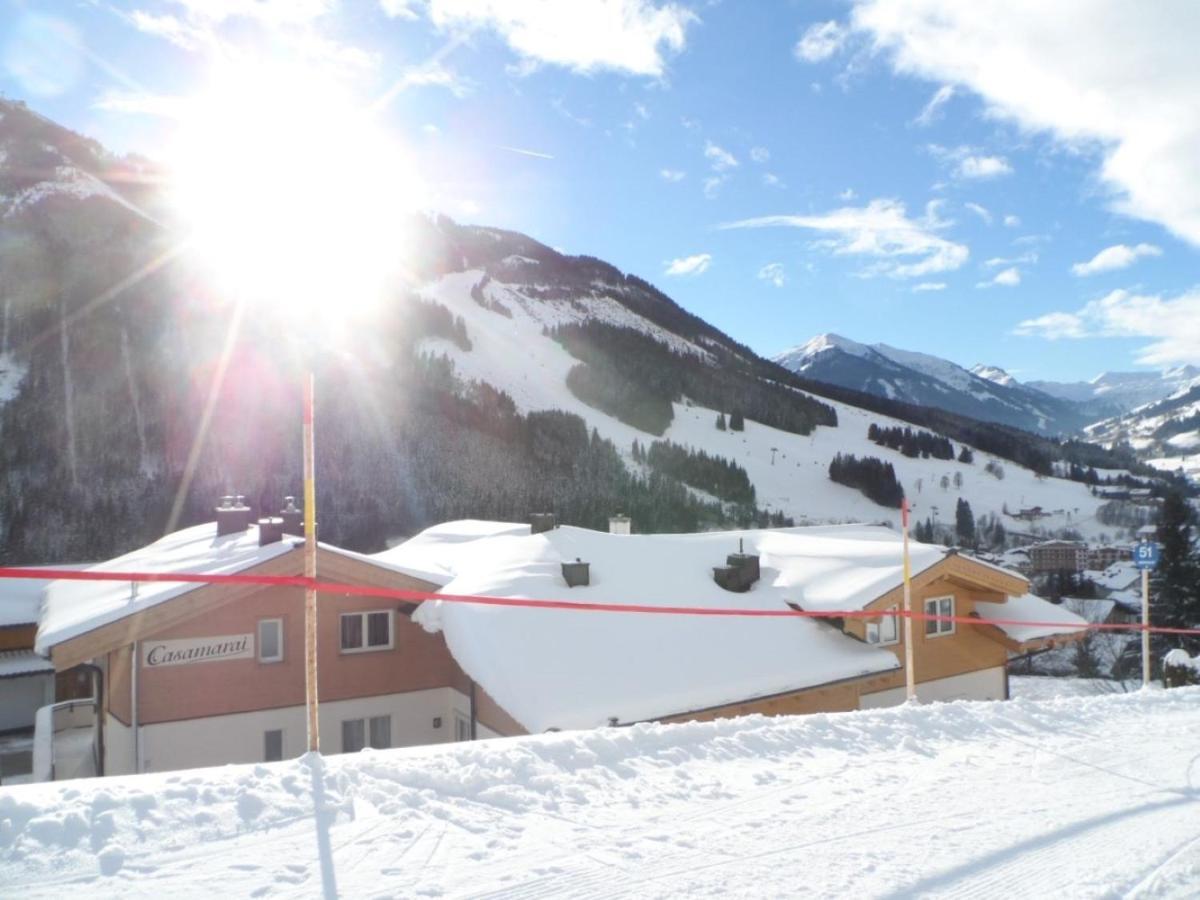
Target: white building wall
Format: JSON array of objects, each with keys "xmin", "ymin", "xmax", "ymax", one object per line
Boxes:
[
  {"xmin": 859, "ymin": 666, "xmax": 1007, "ymax": 710},
  {"xmin": 104, "ymin": 713, "xmax": 134, "ymax": 777},
  {"xmin": 137, "ymin": 687, "xmax": 487, "ymax": 774}
]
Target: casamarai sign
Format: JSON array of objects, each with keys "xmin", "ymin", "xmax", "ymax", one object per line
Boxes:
[{"xmin": 143, "ymin": 634, "xmax": 255, "ymax": 668}]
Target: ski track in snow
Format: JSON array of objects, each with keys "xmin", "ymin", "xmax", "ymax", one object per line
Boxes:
[{"xmin": 2, "ymin": 688, "xmax": 1199, "ymax": 898}]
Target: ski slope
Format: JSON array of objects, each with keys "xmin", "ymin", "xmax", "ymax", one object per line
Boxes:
[
  {"xmin": 419, "ymin": 271, "xmax": 1113, "ymax": 538},
  {"xmin": 3, "ymin": 689, "xmax": 1198, "ymax": 897}
]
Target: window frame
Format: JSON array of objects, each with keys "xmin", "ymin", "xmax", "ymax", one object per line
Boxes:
[
  {"xmin": 342, "ymin": 718, "xmax": 366, "ymax": 753},
  {"xmin": 339, "ymin": 609, "xmax": 395, "ymax": 654},
  {"xmin": 924, "ymin": 595, "xmax": 956, "ymax": 637},
  {"xmin": 454, "ymin": 713, "xmax": 472, "ymax": 743},
  {"xmin": 257, "ymin": 618, "xmax": 284, "ymax": 663}
]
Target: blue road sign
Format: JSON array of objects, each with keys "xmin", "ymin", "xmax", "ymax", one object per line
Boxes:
[{"xmin": 1133, "ymin": 541, "xmax": 1159, "ymax": 570}]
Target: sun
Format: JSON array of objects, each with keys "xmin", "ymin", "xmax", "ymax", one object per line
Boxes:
[{"xmin": 168, "ymin": 61, "xmax": 423, "ymax": 327}]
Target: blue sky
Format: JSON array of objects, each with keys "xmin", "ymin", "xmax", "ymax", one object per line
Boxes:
[{"xmin": 3, "ymin": 0, "xmax": 1198, "ymax": 382}]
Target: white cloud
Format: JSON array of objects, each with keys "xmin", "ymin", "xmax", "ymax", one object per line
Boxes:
[
  {"xmin": 758, "ymin": 262, "xmax": 786, "ymax": 287},
  {"xmin": 720, "ymin": 198, "xmax": 969, "ymax": 279},
  {"xmin": 665, "ymin": 253, "xmax": 712, "ymax": 276},
  {"xmin": 380, "ymin": 0, "xmax": 420, "ymax": 18},
  {"xmin": 1013, "ymin": 311, "xmax": 1087, "ymax": 340},
  {"xmin": 762, "ymin": 172, "xmax": 784, "ymax": 188},
  {"xmin": 421, "ymin": 0, "xmax": 696, "ymax": 77},
  {"xmin": 964, "ymin": 202, "xmax": 992, "ymax": 225},
  {"xmin": 702, "ymin": 175, "xmax": 727, "ymax": 199},
  {"xmin": 851, "ymin": 0, "xmax": 1200, "ymax": 246},
  {"xmin": 985, "ymin": 251, "xmax": 1038, "ymax": 268},
  {"xmin": 1003, "ymin": 214, "xmax": 1021, "ymax": 228},
  {"xmin": 659, "ymin": 168, "xmax": 686, "ymax": 182},
  {"xmin": 795, "ymin": 20, "xmax": 846, "ymax": 62},
  {"xmin": 704, "ymin": 140, "xmax": 738, "ymax": 171},
  {"xmin": 132, "ymin": 1, "xmax": 377, "ymax": 72},
  {"xmin": 914, "ymin": 84, "xmax": 954, "ymax": 126},
  {"xmin": 929, "ymin": 144, "xmax": 1012, "ymax": 180},
  {"xmin": 978, "ymin": 266, "xmax": 1021, "ymax": 288},
  {"xmin": 839, "ymin": 188, "xmax": 857, "ymax": 201},
  {"xmin": 1014, "ymin": 287, "xmax": 1200, "ymax": 365},
  {"xmin": 750, "ymin": 146, "xmax": 770, "ymax": 163},
  {"xmin": 1071, "ymin": 242, "xmax": 1162, "ymax": 276},
  {"xmin": 912, "ymin": 281, "xmax": 947, "ymax": 292}
]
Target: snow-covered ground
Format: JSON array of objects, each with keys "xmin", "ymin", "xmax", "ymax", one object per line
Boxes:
[
  {"xmin": 419, "ymin": 271, "xmax": 1114, "ymax": 539},
  {"xmin": 4, "ymin": 689, "xmax": 1199, "ymax": 898}
]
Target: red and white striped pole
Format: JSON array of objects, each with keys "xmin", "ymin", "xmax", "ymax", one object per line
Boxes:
[
  {"xmin": 902, "ymin": 496, "xmax": 916, "ymax": 701},
  {"xmin": 303, "ymin": 373, "xmax": 320, "ymax": 752}
]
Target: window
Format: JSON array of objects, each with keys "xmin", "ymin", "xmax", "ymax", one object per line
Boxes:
[
  {"xmin": 339, "ymin": 610, "xmax": 393, "ymax": 653},
  {"xmin": 342, "ymin": 715, "xmax": 392, "ymax": 753},
  {"xmin": 454, "ymin": 713, "xmax": 472, "ymax": 742},
  {"xmin": 369, "ymin": 715, "xmax": 391, "ymax": 749},
  {"xmin": 342, "ymin": 718, "xmax": 365, "ymax": 753},
  {"xmin": 925, "ymin": 596, "xmax": 955, "ymax": 637},
  {"xmin": 258, "ymin": 618, "xmax": 283, "ymax": 663},
  {"xmin": 866, "ymin": 606, "xmax": 899, "ymax": 646},
  {"xmin": 264, "ymin": 729, "xmax": 283, "ymax": 762}
]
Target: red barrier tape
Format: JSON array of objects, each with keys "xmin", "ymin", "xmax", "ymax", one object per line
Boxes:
[{"xmin": 2, "ymin": 565, "xmax": 1198, "ymax": 636}]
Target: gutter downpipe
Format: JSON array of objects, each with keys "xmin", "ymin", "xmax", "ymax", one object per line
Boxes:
[
  {"xmin": 75, "ymin": 661, "xmax": 105, "ymax": 777},
  {"xmin": 469, "ymin": 679, "xmax": 478, "ymax": 741}
]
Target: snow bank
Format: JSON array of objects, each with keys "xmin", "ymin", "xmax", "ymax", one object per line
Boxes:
[{"xmin": 3, "ymin": 689, "xmax": 1199, "ymax": 898}]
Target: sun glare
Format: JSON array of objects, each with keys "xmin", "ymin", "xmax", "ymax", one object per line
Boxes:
[{"xmin": 169, "ymin": 62, "xmax": 422, "ymax": 326}]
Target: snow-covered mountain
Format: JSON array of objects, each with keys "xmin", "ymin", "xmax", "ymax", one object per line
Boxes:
[
  {"xmin": 774, "ymin": 334, "xmax": 1095, "ymax": 435},
  {"xmin": 0, "ymin": 99, "xmax": 1161, "ymax": 562},
  {"xmin": 1030, "ymin": 367, "xmax": 1200, "ymax": 413},
  {"xmin": 1085, "ymin": 381, "xmax": 1200, "ymax": 482}
]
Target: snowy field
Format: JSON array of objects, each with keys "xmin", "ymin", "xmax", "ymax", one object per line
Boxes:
[{"xmin": 4, "ymin": 689, "xmax": 1200, "ymax": 898}]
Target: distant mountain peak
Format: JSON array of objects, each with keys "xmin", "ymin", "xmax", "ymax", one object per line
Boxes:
[{"xmin": 970, "ymin": 364, "xmax": 1016, "ymax": 387}]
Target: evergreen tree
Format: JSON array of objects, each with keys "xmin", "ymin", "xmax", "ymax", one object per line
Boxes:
[
  {"xmin": 729, "ymin": 409, "xmax": 745, "ymax": 431},
  {"xmin": 955, "ymin": 497, "xmax": 976, "ymax": 547},
  {"xmin": 1153, "ymin": 491, "xmax": 1200, "ymax": 655},
  {"xmin": 958, "ymin": 446, "xmax": 974, "ymax": 464},
  {"xmin": 716, "ymin": 412, "xmax": 727, "ymax": 431}
]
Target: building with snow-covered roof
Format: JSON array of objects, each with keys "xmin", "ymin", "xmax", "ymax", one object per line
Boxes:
[
  {"xmin": 33, "ymin": 501, "xmax": 521, "ymax": 781},
  {"xmin": 388, "ymin": 520, "xmax": 1086, "ymax": 732},
  {"xmin": 0, "ymin": 566, "xmax": 92, "ymax": 784}
]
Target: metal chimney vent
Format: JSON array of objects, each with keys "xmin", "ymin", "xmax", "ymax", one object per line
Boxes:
[{"xmin": 562, "ymin": 558, "xmax": 590, "ymax": 588}]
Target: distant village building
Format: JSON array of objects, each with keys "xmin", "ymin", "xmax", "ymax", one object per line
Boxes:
[
  {"xmin": 29, "ymin": 510, "xmax": 1086, "ymax": 781},
  {"xmin": 1086, "ymin": 545, "xmax": 1132, "ymax": 570},
  {"xmin": 1028, "ymin": 540, "xmax": 1088, "ymax": 574}
]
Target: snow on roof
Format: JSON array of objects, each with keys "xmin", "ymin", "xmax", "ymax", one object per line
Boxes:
[
  {"xmin": 371, "ymin": 520, "xmax": 533, "ymax": 585},
  {"xmin": 0, "ymin": 649, "xmax": 55, "ymax": 679},
  {"xmin": 974, "ymin": 593, "xmax": 1088, "ymax": 644},
  {"xmin": 1089, "ymin": 562, "xmax": 1140, "ymax": 592},
  {"xmin": 406, "ymin": 522, "xmax": 954, "ymax": 732},
  {"xmin": 36, "ymin": 523, "xmax": 296, "ymax": 655},
  {"xmin": 0, "ymin": 565, "xmax": 87, "ymax": 628},
  {"xmin": 1062, "ymin": 597, "xmax": 1116, "ymax": 624}
]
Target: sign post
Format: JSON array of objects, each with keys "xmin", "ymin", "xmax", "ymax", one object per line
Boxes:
[
  {"xmin": 1133, "ymin": 540, "xmax": 1159, "ymax": 688},
  {"xmin": 901, "ymin": 497, "xmax": 916, "ymax": 701}
]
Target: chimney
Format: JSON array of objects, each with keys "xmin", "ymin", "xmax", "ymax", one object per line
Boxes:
[
  {"xmin": 530, "ymin": 512, "xmax": 556, "ymax": 535},
  {"xmin": 257, "ymin": 517, "xmax": 284, "ymax": 546},
  {"xmin": 561, "ymin": 557, "xmax": 590, "ymax": 588},
  {"xmin": 215, "ymin": 494, "xmax": 253, "ymax": 536},
  {"xmin": 713, "ymin": 538, "xmax": 761, "ymax": 593},
  {"xmin": 608, "ymin": 514, "xmax": 631, "ymax": 535},
  {"xmin": 279, "ymin": 496, "xmax": 303, "ymax": 536}
]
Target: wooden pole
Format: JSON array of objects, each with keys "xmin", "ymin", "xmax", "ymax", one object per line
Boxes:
[
  {"xmin": 303, "ymin": 373, "xmax": 320, "ymax": 752},
  {"xmin": 1141, "ymin": 567, "xmax": 1151, "ymax": 688},
  {"xmin": 902, "ymin": 496, "xmax": 916, "ymax": 701}
]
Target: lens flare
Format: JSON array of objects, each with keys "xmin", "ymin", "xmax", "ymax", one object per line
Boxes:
[{"xmin": 168, "ymin": 61, "xmax": 423, "ymax": 329}]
